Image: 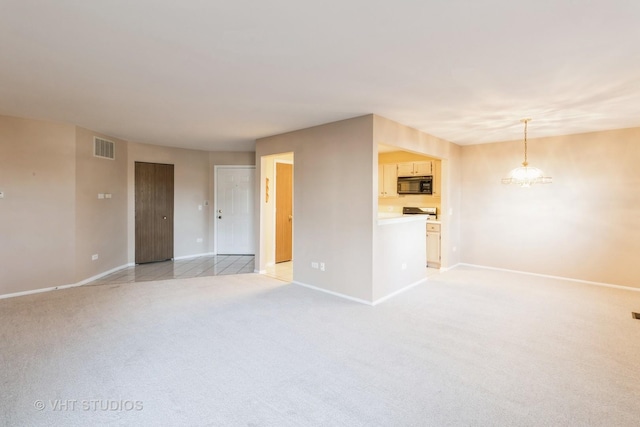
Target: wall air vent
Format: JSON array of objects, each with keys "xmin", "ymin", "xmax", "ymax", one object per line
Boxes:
[{"xmin": 94, "ymin": 137, "xmax": 115, "ymax": 160}]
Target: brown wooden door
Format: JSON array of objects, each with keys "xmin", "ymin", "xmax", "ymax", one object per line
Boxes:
[
  {"xmin": 275, "ymin": 162, "xmax": 293, "ymax": 263},
  {"xmin": 135, "ymin": 162, "xmax": 174, "ymax": 263}
]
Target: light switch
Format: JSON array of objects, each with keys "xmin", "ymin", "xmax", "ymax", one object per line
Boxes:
[
  {"xmin": 105, "ymin": 193, "xmax": 112, "ymax": 199},
  {"xmin": 0, "ymin": 191, "xmax": 4, "ymax": 199},
  {"xmin": 198, "ymin": 205, "xmax": 202, "ymax": 211},
  {"xmin": 98, "ymin": 193, "xmax": 105, "ymax": 199}
]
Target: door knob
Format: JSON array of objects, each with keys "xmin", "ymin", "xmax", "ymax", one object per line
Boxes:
[
  {"xmin": 163, "ymin": 216, "xmax": 167, "ymax": 220},
  {"xmin": 288, "ymin": 214, "xmax": 293, "ymax": 220},
  {"xmin": 218, "ymin": 216, "xmax": 222, "ymax": 219}
]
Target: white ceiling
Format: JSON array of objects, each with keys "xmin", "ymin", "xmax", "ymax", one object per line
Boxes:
[{"xmin": 1, "ymin": 1, "xmax": 639, "ymax": 152}]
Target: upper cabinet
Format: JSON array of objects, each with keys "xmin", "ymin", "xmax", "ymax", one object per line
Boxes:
[
  {"xmin": 378, "ymin": 163, "xmax": 398, "ymax": 198},
  {"xmin": 432, "ymin": 160, "xmax": 441, "ymax": 197},
  {"xmin": 397, "ymin": 161, "xmax": 432, "ymax": 177}
]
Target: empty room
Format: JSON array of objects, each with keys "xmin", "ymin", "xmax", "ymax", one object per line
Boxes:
[{"xmin": 1, "ymin": 1, "xmax": 640, "ymax": 426}]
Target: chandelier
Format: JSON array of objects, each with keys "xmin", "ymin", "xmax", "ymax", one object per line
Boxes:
[{"xmin": 501, "ymin": 118, "xmax": 552, "ymax": 187}]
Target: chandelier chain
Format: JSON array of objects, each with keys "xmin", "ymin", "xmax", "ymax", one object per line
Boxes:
[{"xmin": 522, "ymin": 118, "xmax": 529, "ymax": 167}]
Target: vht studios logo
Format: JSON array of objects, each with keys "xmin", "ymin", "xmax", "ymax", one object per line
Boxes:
[{"xmin": 34, "ymin": 399, "xmax": 143, "ymax": 412}]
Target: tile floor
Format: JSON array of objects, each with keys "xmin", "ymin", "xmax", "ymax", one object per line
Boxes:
[
  {"xmin": 89, "ymin": 255, "xmax": 256, "ymax": 286},
  {"xmin": 265, "ymin": 261, "xmax": 293, "ymax": 282},
  {"xmin": 89, "ymin": 256, "xmax": 435, "ymax": 287}
]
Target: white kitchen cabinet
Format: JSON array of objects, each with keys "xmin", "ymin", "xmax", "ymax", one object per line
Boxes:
[
  {"xmin": 378, "ymin": 163, "xmax": 398, "ymax": 198},
  {"xmin": 426, "ymin": 222, "xmax": 441, "ymax": 268},
  {"xmin": 397, "ymin": 161, "xmax": 432, "ymax": 177}
]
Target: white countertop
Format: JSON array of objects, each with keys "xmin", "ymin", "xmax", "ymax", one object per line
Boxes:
[
  {"xmin": 377, "ymin": 212, "xmax": 404, "ymax": 219},
  {"xmin": 377, "ymin": 213, "xmax": 431, "ymax": 225}
]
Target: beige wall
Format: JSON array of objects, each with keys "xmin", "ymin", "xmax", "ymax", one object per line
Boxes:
[
  {"xmin": 445, "ymin": 143, "xmax": 462, "ymax": 267},
  {"xmin": 208, "ymin": 152, "xmax": 256, "ymax": 253},
  {"xmin": 373, "ymin": 115, "xmax": 452, "ymax": 159},
  {"xmin": 256, "ymin": 116, "xmax": 375, "ymax": 302},
  {"xmin": 127, "ymin": 146, "xmax": 254, "ymax": 262},
  {"xmin": 0, "ymin": 116, "xmax": 77, "ymax": 295},
  {"xmin": 6, "ymin": 110, "xmax": 636, "ymax": 299},
  {"xmin": 1, "ymin": 113, "xmax": 256, "ymax": 296},
  {"xmin": 373, "ymin": 219, "xmax": 427, "ymax": 301},
  {"xmin": 460, "ymin": 127, "xmax": 640, "ymax": 288},
  {"xmin": 373, "ymin": 115, "xmax": 462, "ymax": 269},
  {"xmin": 379, "ymin": 151, "xmax": 440, "ymax": 163},
  {"xmin": 75, "ymin": 127, "xmax": 128, "ymax": 281},
  {"xmin": 126, "ymin": 142, "xmax": 211, "ymax": 262},
  {"xmin": 256, "ymin": 114, "xmax": 462, "ymax": 303}
]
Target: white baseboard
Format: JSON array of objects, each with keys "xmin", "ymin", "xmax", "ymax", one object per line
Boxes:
[
  {"xmin": 0, "ymin": 263, "xmax": 133, "ymax": 300},
  {"xmin": 291, "ymin": 277, "xmax": 429, "ymax": 306},
  {"xmin": 255, "ymin": 269, "xmax": 267, "ymax": 274},
  {"xmin": 440, "ymin": 263, "xmax": 461, "ymax": 272},
  {"xmin": 291, "ymin": 280, "xmax": 374, "ymax": 305},
  {"xmin": 456, "ymin": 263, "xmax": 640, "ymax": 293},
  {"xmin": 75, "ymin": 263, "xmax": 135, "ymax": 286},
  {"xmin": 173, "ymin": 252, "xmax": 215, "ymax": 261},
  {"xmin": 371, "ymin": 277, "xmax": 428, "ymax": 306},
  {"xmin": 0, "ymin": 283, "xmax": 81, "ymax": 300}
]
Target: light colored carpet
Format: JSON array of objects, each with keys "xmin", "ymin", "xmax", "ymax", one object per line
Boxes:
[{"xmin": 1, "ymin": 266, "xmax": 640, "ymax": 426}]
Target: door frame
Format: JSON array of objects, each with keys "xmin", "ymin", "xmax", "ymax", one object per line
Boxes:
[{"xmin": 213, "ymin": 165, "xmax": 256, "ymax": 255}]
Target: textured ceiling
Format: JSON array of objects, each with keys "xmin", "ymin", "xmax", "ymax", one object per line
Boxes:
[{"xmin": 1, "ymin": 1, "xmax": 639, "ymax": 151}]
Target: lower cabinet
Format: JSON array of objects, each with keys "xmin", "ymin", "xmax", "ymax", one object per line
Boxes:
[{"xmin": 426, "ymin": 223, "xmax": 441, "ymax": 268}]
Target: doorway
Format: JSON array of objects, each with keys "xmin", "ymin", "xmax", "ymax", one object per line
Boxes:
[
  {"xmin": 215, "ymin": 166, "xmax": 256, "ymax": 255},
  {"xmin": 135, "ymin": 162, "xmax": 174, "ymax": 264},
  {"xmin": 259, "ymin": 153, "xmax": 294, "ymax": 282}
]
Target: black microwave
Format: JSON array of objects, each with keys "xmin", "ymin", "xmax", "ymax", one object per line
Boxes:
[{"xmin": 397, "ymin": 176, "xmax": 433, "ymax": 195}]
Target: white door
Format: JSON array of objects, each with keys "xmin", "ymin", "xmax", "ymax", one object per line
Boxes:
[{"xmin": 216, "ymin": 167, "xmax": 255, "ymax": 254}]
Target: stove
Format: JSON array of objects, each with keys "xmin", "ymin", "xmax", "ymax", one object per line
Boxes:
[{"xmin": 402, "ymin": 206, "xmax": 437, "ymax": 220}]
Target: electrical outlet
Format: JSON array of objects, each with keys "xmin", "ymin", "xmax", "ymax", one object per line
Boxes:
[
  {"xmin": 311, "ymin": 262, "xmax": 319, "ymax": 269},
  {"xmin": 91, "ymin": 254, "xmax": 99, "ymax": 261},
  {"xmin": 320, "ymin": 262, "xmax": 325, "ymax": 271},
  {"xmin": 401, "ymin": 263, "xmax": 407, "ymax": 270}
]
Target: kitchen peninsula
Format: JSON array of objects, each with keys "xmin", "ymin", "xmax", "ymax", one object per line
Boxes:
[
  {"xmin": 257, "ymin": 114, "xmax": 458, "ymax": 305},
  {"xmin": 374, "ymin": 212, "xmax": 428, "ymax": 302},
  {"xmin": 377, "ymin": 147, "xmax": 443, "ymax": 279}
]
